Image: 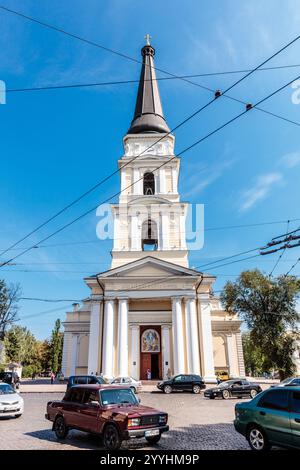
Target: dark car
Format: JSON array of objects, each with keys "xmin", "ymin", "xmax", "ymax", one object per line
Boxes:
[
  {"xmin": 66, "ymin": 375, "xmax": 105, "ymax": 390},
  {"xmin": 271, "ymin": 377, "xmax": 300, "ymax": 388},
  {"xmin": 157, "ymin": 374, "xmax": 206, "ymax": 394},
  {"xmin": 0, "ymin": 371, "xmax": 20, "ymax": 390},
  {"xmin": 204, "ymin": 379, "xmax": 262, "ymax": 400},
  {"xmin": 45, "ymin": 384, "xmax": 169, "ymax": 450},
  {"xmin": 234, "ymin": 386, "xmax": 300, "ymax": 450}
]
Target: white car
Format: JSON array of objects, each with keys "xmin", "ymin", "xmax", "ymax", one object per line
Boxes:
[
  {"xmin": 110, "ymin": 376, "xmax": 142, "ymax": 393},
  {"xmin": 0, "ymin": 382, "xmax": 24, "ymax": 418}
]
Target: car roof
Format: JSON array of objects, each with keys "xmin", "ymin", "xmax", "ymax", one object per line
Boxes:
[
  {"xmin": 270, "ymin": 385, "xmax": 300, "ymax": 391},
  {"xmin": 69, "ymin": 384, "xmax": 131, "ymax": 390}
]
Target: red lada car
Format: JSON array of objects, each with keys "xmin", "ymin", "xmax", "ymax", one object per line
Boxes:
[{"xmin": 45, "ymin": 384, "xmax": 169, "ymax": 450}]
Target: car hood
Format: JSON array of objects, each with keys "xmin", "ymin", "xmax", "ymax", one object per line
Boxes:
[
  {"xmin": 0, "ymin": 393, "xmax": 22, "ymax": 403},
  {"xmin": 113, "ymin": 404, "xmax": 163, "ymax": 417}
]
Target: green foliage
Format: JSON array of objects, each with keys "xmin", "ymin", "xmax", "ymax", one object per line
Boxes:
[
  {"xmin": 0, "ymin": 279, "xmax": 20, "ymax": 340},
  {"xmin": 221, "ymin": 270, "xmax": 300, "ymax": 379},
  {"xmin": 49, "ymin": 319, "xmax": 63, "ymax": 374},
  {"xmin": 242, "ymin": 332, "xmax": 270, "ymax": 376}
]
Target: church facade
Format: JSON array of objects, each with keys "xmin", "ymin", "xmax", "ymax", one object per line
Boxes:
[{"xmin": 61, "ymin": 39, "xmax": 245, "ymax": 382}]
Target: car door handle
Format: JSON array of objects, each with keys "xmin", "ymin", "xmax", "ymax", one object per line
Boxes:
[
  {"xmin": 295, "ymin": 418, "xmax": 300, "ymax": 423},
  {"xmin": 259, "ymin": 411, "xmax": 266, "ymax": 416}
]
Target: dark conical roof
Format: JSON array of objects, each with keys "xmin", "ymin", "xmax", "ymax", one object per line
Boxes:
[{"xmin": 127, "ymin": 41, "xmax": 170, "ymax": 134}]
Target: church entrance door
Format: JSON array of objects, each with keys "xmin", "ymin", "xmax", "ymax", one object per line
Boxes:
[{"xmin": 140, "ymin": 325, "xmax": 162, "ymax": 380}]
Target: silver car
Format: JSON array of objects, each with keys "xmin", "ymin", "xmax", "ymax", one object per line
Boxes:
[
  {"xmin": 110, "ymin": 376, "xmax": 142, "ymax": 393},
  {"xmin": 0, "ymin": 382, "xmax": 24, "ymax": 418}
]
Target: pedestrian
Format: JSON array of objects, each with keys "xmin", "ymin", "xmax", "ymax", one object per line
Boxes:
[
  {"xmin": 146, "ymin": 368, "xmax": 151, "ymax": 380},
  {"xmin": 50, "ymin": 372, "xmax": 55, "ymax": 385}
]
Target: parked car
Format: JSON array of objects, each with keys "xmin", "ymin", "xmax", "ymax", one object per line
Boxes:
[
  {"xmin": 216, "ymin": 370, "xmax": 229, "ymax": 382},
  {"xmin": 157, "ymin": 374, "xmax": 205, "ymax": 394},
  {"xmin": 0, "ymin": 382, "xmax": 24, "ymax": 418},
  {"xmin": 204, "ymin": 379, "xmax": 262, "ymax": 400},
  {"xmin": 234, "ymin": 386, "xmax": 300, "ymax": 450},
  {"xmin": 66, "ymin": 375, "xmax": 106, "ymax": 390},
  {"xmin": 110, "ymin": 376, "xmax": 142, "ymax": 393},
  {"xmin": 45, "ymin": 384, "xmax": 169, "ymax": 450},
  {"xmin": 0, "ymin": 371, "xmax": 20, "ymax": 390},
  {"xmin": 271, "ymin": 377, "xmax": 300, "ymax": 387}
]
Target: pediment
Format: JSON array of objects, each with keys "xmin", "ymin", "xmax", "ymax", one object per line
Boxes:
[{"xmin": 96, "ymin": 256, "xmax": 201, "ymax": 279}]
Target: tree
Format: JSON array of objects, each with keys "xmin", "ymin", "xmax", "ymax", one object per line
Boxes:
[
  {"xmin": 221, "ymin": 270, "xmax": 300, "ymax": 380},
  {"xmin": 242, "ymin": 332, "xmax": 270, "ymax": 376},
  {"xmin": 4, "ymin": 325, "xmax": 37, "ymax": 365},
  {"xmin": 49, "ymin": 319, "xmax": 63, "ymax": 374},
  {"xmin": 0, "ymin": 280, "xmax": 20, "ymax": 340}
]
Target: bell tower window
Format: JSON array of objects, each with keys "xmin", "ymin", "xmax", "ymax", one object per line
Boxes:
[
  {"xmin": 142, "ymin": 219, "xmax": 158, "ymax": 251},
  {"xmin": 143, "ymin": 172, "xmax": 155, "ymax": 195}
]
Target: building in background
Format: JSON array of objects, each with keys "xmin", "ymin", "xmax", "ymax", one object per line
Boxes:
[{"xmin": 62, "ymin": 39, "xmax": 245, "ymax": 382}]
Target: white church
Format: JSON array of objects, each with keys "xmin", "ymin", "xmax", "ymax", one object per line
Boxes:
[{"xmin": 61, "ymin": 39, "xmax": 245, "ymax": 382}]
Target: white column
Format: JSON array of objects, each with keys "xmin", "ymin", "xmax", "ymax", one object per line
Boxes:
[
  {"xmin": 87, "ymin": 301, "xmax": 102, "ymax": 374},
  {"xmin": 159, "ymin": 168, "xmax": 166, "ymax": 194},
  {"xmin": 226, "ymin": 334, "xmax": 239, "ymax": 378},
  {"xmin": 133, "ymin": 167, "xmax": 140, "ymax": 195},
  {"xmin": 185, "ymin": 297, "xmax": 200, "ymax": 374},
  {"xmin": 161, "ymin": 212, "xmax": 170, "ymax": 250},
  {"xmin": 102, "ymin": 299, "xmax": 115, "ymax": 378},
  {"xmin": 172, "ymin": 167, "xmax": 178, "ymax": 194},
  {"xmin": 117, "ymin": 298, "xmax": 129, "ymax": 376},
  {"xmin": 113, "ymin": 213, "xmax": 119, "ymax": 250},
  {"xmin": 120, "ymin": 169, "xmax": 126, "ymax": 192},
  {"xmin": 131, "ymin": 214, "xmax": 140, "ymax": 250},
  {"xmin": 180, "ymin": 210, "xmax": 187, "ymax": 249},
  {"xmin": 70, "ymin": 334, "xmax": 78, "ymax": 376},
  {"xmin": 130, "ymin": 325, "xmax": 140, "ymax": 380},
  {"xmin": 61, "ymin": 332, "xmax": 71, "ymax": 377},
  {"xmin": 199, "ymin": 297, "xmax": 216, "ymax": 383},
  {"xmin": 162, "ymin": 325, "xmax": 171, "ymax": 379},
  {"xmin": 172, "ymin": 297, "xmax": 185, "ymax": 374}
]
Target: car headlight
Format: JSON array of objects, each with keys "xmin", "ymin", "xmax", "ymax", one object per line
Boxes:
[
  {"xmin": 159, "ymin": 414, "xmax": 167, "ymax": 424},
  {"xmin": 128, "ymin": 418, "xmax": 140, "ymax": 427}
]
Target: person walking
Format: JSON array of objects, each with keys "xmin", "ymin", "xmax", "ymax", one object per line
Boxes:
[
  {"xmin": 50, "ymin": 372, "xmax": 55, "ymax": 385},
  {"xmin": 146, "ymin": 368, "xmax": 151, "ymax": 380}
]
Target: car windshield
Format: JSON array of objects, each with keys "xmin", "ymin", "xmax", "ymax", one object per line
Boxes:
[
  {"xmin": 280, "ymin": 377, "xmax": 293, "ymax": 384},
  {"xmin": 0, "ymin": 384, "xmax": 15, "ymax": 395},
  {"xmin": 100, "ymin": 388, "xmax": 138, "ymax": 406},
  {"xmin": 217, "ymin": 381, "xmax": 234, "ymax": 388}
]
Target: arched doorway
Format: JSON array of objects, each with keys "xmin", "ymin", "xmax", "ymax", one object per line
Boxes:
[{"xmin": 140, "ymin": 326, "xmax": 162, "ymax": 380}]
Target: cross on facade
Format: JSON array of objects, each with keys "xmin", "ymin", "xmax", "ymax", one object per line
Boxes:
[{"xmin": 144, "ymin": 34, "xmax": 152, "ymax": 45}]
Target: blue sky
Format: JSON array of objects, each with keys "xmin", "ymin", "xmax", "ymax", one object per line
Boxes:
[{"xmin": 0, "ymin": 0, "xmax": 300, "ymax": 339}]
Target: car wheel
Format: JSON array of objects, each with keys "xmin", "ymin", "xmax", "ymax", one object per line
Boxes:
[
  {"xmin": 247, "ymin": 425, "xmax": 271, "ymax": 451},
  {"xmin": 222, "ymin": 389, "xmax": 230, "ymax": 399},
  {"xmin": 103, "ymin": 424, "xmax": 121, "ymax": 450},
  {"xmin": 163, "ymin": 385, "xmax": 172, "ymax": 394},
  {"xmin": 146, "ymin": 435, "xmax": 161, "ymax": 445},
  {"xmin": 192, "ymin": 385, "xmax": 201, "ymax": 394},
  {"xmin": 250, "ymin": 389, "xmax": 258, "ymax": 398},
  {"xmin": 54, "ymin": 416, "xmax": 68, "ymax": 439}
]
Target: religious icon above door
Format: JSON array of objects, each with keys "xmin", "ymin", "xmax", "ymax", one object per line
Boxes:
[{"xmin": 141, "ymin": 329, "xmax": 160, "ymax": 353}]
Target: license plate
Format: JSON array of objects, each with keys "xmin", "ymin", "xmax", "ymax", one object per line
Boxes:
[{"xmin": 145, "ymin": 429, "xmax": 160, "ymax": 437}]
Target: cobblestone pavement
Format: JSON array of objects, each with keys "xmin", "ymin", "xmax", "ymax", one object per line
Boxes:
[{"xmin": 0, "ymin": 392, "xmax": 250, "ymax": 450}]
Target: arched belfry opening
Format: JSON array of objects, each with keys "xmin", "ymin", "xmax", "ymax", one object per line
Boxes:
[
  {"xmin": 143, "ymin": 172, "xmax": 155, "ymax": 195},
  {"xmin": 142, "ymin": 218, "xmax": 158, "ymax": 251}
]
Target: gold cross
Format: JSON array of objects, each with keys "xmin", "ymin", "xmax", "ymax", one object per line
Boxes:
[{"xmin": 144, "ymin": 34, "xmax": 152, "ymax": 45}]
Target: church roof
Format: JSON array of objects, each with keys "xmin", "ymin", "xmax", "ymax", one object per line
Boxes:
[{"xmin": 127, "ymin": 38, "xmax": 171, "ymax": 135}]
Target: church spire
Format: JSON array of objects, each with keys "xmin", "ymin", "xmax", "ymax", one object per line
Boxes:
[{"xmin": 127, "ymin": 36, "xmax": 170, "ymax": 134}]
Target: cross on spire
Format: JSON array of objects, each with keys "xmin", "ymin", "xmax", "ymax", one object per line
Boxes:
[{"xmin": 144, "ymin": 34, "xmax": 152, "ymax": 45}]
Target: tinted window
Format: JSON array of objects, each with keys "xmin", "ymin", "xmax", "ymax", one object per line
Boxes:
[
  {"xmin": 242, "ymin": 380, "xmax": 250, "ymax": 386},
  {"xmin": 69, "ymin": 388, "xmax": 84, "ymax": 403},
  {"xmin": 174, "ymin": 376, "xmax": 183, "ymax": 382},
  {"xmin": 88, "ymin": 376, "xmax": 98, "ymax": 384},
  {"xmin": 82, "ymin": 390, "xmax": 99, "ymax": 404},
  {"xmin": 192, "ymin": 375, "xmax": 201, "ymax": 381},
  {"xmin": 0, "ymin": 384, "xmax": 14, "ymax": 394},
  {"xmin": 292, "ymin": 379, "xmax": 300, "ymax": 385},
  {"xmin": 74, "ymin": 377, "xmax": 87, "ymax": 385},
  {"xmin": 258, "ymin": 389, "xmax": 289, "ymax": 411},
  {"xmin": 100, "ymin": 388, "xmax": 138, "ymax": 406},
  {"xmin": 291, "ymin": 391, "xmax": 300, "ymax": 413}
]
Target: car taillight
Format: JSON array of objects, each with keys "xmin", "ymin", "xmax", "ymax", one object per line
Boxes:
[{"xmin": 128, "ymin": 418, "xmax": 140, "ymax": 427}]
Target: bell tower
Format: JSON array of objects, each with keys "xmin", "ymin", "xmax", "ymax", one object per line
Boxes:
[{"xmin": 111, "ymin": 37, "xmax": 189, "ymax": 268}]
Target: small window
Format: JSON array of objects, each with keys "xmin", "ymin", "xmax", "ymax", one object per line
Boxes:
[
  {"xmin": 174, "ymin": 376, "xmax": 183, "ymax": 382},
  {"xmin": 88, "ymin": 376, "xmax": 98, "ymax": 384},
  {"xmin": 291, "ymin": 391, "xmax": 300, "ymax": 413},
  {"xmin": 242, "ymin": 380, "xmax": 250, "ymax": 386},
  {"xmin": 143, "ymin": 172, "xmax": 155, "ymax": 195},
  {"xmin": 258, "ymin": 389, "xmax": 289, "ymax": 411},
  {"xmin": 74, "ymin": 376, "xmax": 87, "ymax": 385},
  {"xmin": 83, "ymin": 390, "xmax": 99, "ymax": 404},
  {"xmin": 69, "ymin": 388, "xmax": 84, "ymax": 403},
  {"xmin": 141, "ymin": 219, "xmax": 158, "ymax": 251}
]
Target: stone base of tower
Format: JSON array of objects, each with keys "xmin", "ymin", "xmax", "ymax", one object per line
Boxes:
[{"xmin": 62, "ymin": 257, "xmax": 244, "ymax": 382}]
